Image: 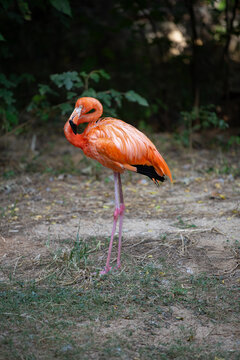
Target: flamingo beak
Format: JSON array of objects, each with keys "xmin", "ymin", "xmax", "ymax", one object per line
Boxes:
[
  {"xmin": 69, "ymin": 119, "xmax": 77, "ymax": 134},
  {"xmin": 69, "ymin": 106, "xmax": 82, "ymax": 135}
]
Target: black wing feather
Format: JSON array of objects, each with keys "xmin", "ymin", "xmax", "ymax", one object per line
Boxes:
[{"xmin": 132, "ymin": 165, "xmax": 165, "ymax": 182}]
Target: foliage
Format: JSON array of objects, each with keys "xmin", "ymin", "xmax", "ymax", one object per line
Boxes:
[
  {"xmin": 228, "ymin": 135, "xmax": 240, "ymax": 147},
  {"xmin": 176, "ymin": 105, "xmax": 229, "ymax": 148},
  {"xmin": 0, "ymin": 0, "xmax": 239, "ymax": 134},
  {"xmin": 0, "ymin": 73, "xmax": 35, "ymax": 131},
  {"xmin": 0, "ymin": 68, "xmax": 148, "ymax": 132},
  {"xmin": 0, "ymin": 74, "xmax": 18, "ymax": 132},
  {"xmin": 27, "ymin": 69, "xmax": 149, "ymax": 122},
  {"xmin": 49, "ymin": 0, "xmax": 72, "ymax": 17}
]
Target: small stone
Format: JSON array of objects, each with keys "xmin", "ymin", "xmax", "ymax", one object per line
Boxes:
[
  {"xmin": 227, "ymin": 174, "xmax": 234, "ymax": 182},
  {"xmin": 186, "ymin": 267, "xmax": 194, "ymax": 274},
  {"xmin": 61, "ymin": 344, "xmax": 73, "ymax": 353},
  {"xmin": 57, "ymin": 174, "xmax": 65, "ymax": 180}
]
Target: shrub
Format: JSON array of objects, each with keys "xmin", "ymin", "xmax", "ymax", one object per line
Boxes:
[{"xmin": 27, "ymin": 69, "xmax": 148, "ymax": 122}]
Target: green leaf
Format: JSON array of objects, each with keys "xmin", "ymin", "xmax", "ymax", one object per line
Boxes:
[
  {"xmin": 49, "ymin": 0, "xmax": 72, "ymax": 16},
  {"xmin": 218, "ymin": 119, "xmax": 228, "ymax": 129},
  {"xmin": 74, "ymin": 80, "xmax": 84, "ymax": 88},
  {"xmin": 57, "ymin": 102, "xmax": 73, "ymax": 115},
  {"xmin": 31, "ymin": 94, "xmax": 45, "ymax": 104},
  {"xmin": 67, "ymin": 91, "xmax": 77, "ymax": 100},
  {"xmin": 0, "ymin": 74, "xmax": 16, "ymax": 88},
  {"xmin": 228, "ymin": 136, "xmax": 240, "ymax": 146},
  {"xmin": 0, "ymin": 88, "xmax": 15, "ymax": 105},
  {"xmin": 89, "ymin": 72, "xmax": 100, "ymax": 83},
  {"xmin": 97, "ymin": 92, "xmax": 112, "ymax": 107},
  {"xmin": 19, "ymin": 73, "xmax": 35, "ymax": 83},
  {"xmin": 38, "ymin": 84, "xmax": 58, "ymax": 96},
  {"xmin": 124, "ymin": 90, "xmax": 148, "ymax": 106},
  {"xmin": 17, "ymin": 0, "xmax": 32, "ymax": 21},
  {"xmin": 109, "ymin": 89, "xmax": 122, "ymax": 107},
  {"xmin": 98, "ymin": 69, "xmax": 111, "ymax": 80},
  {"xmin": 0, "ymin": 33, "xmax": 5, "ymax": 41},
  {"xmin": 65, "ymin": 77, "xmax": 74, "ymax": 90},
  {"xmin": 80, "ymin": 71, "xmax": 88, "ymax": 79},
  {"xmin": 81, "ymin": 88, "xmax": 97, "ymax": 97},
  {"xmin": 6, "ymin": 111, "xmax": 18, "ymax": 126},
  {"xmin": 216, "ymin": 0, "xmax": 226, "ymax": 11},
  {"xmin": 50, "ymin": 71, "xmax": 81, "ymax": 90},
  {"xmin": 103, "ymin": 107, "xmax": 118, "ymax": 117}
]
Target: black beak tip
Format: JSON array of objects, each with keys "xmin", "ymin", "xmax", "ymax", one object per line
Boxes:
[{"xmin": 69, "ymin": 120, "xmax": 77, "ymax": 135}]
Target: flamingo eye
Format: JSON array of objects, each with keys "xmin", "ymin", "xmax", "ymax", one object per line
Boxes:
[{"xmin": 85, "ymin": 108, "xmax": 96, "ymax": 114}]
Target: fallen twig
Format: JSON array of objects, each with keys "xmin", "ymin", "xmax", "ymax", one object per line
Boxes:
[{"xmin": 0, "ymin": 234, "xmax": 6, "ymax": 242}]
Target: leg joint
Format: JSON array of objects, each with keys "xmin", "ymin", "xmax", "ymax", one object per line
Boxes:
[
  {"xmin": 119, "ymin": 204, "xmax": 125, "ymax": 215},
  {"xmin": 114, "ymin": 208, "xmax": 120, "ymax": 219},
  {"xmin": 113, "ymin": 204, "xmax": 125, "ymax": 219}
]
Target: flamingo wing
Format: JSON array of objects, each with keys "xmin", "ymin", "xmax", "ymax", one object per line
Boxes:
[{"xmin": 87, "ymin": 118, "xmax": 172, "ymax": 182}]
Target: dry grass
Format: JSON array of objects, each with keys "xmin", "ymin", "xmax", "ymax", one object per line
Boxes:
[{"xmin": 0, "ymin": 133, "xmax": 240, "ymax": 359}]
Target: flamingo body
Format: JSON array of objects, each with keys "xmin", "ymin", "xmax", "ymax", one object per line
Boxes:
[{"xmin": 64, "ymin": 97, "xmax": 172, "ymax": 274}]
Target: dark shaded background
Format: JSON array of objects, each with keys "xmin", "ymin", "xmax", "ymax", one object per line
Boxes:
[{"xmin": 0, "ymin": 0, "xmax": 239, "ymax": 133}]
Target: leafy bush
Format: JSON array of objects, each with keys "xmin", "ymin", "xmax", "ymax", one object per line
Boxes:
[
  {"xmin": 176, "ymin": 105, "xmax": 228, "ymax": 147},
  {"xmin": 0, "ymin": 74, "xmax": 18, "ymax": 132},
  {"xmin": 0, "ymin": 73, "xmax": 35, "ymax": 132},
  {"xmin": 28, "ymin": 69, "xmax": 149, "ymax": 122},
  {"xmin": 228, "ymin": 136, "xmax": 240, "ymax": 147},
  {"xmin": 0, "ymin": 69, "xmax": 148, "ymax": 133}
]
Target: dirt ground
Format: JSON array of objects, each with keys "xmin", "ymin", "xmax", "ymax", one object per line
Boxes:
[{"xmin": 0, "ymin": 131, "xmax": 240, "ymax": 359}]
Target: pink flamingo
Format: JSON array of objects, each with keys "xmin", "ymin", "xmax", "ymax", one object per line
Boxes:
[{"xmin": 64, "ymin": 97, "xmax": 172, "ymax": 274}]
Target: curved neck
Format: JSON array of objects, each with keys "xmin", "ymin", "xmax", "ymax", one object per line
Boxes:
[
  {"xmin": 64, "ymin": 97, "xmax": 103, "ymax": 149},
  {"xmin": 64, "ymin": 122, "xmax": 86, "ymax": 149}
]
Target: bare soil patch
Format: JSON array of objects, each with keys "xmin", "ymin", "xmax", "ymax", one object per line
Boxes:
[{"xmin": 0, "ymin": 132, "xmax": 240, "ymax": 359}]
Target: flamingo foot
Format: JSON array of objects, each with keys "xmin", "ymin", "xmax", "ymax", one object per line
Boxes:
[{"xmin": 100, "ymin": 266, "xmax": 112, "ymax": 275}]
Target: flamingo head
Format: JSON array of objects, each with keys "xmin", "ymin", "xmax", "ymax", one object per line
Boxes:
[
  {"xmin": 68, "ymin": 97, "xmax": 103, "ymax": 134},
  {"xmin": 69, "ymin": 105, "xmax": 82, "ymax": 134}
]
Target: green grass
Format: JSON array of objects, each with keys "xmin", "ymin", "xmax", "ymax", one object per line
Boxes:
[
  {"xmin": 1, "ymin": 239, "xmax": 240, "ymax": 360},
  {"xmin": 174, "ymin": 216, "xmax": 197, "ymax": 229}
]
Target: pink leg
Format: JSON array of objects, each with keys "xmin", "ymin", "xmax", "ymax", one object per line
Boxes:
[
  {"xmin": 117, "ymin": 173, "xmax": 125, "ymax": 269},
  {"xmin": 100, "ymin": 172, "xmax": 120, "ymax": 275}
]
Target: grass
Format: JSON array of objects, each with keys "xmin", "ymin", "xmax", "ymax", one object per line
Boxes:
[
  {"xmin": 1, "ymin": 127, "xmax": 240, "ymax": 359},
  {"xmin": 174, "ymin": 216, "xmax": 197, "ymax": 229},
  {"xmin": 0, "ymin": 235, "xmax": 240, "ymax": 359}
]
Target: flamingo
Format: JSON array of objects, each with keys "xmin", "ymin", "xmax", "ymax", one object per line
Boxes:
[{"xmin": 64, "ymin": 97, "xmax": 172, "ymax": 274}]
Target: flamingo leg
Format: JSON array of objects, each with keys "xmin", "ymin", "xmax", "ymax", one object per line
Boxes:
[
  {"xmin": 117, "ymin": 173, "xmax": 125, "ymax": 268},
  {"xmin": 100, "ymin": 172, "xmax": 120, "ymax": 275}
]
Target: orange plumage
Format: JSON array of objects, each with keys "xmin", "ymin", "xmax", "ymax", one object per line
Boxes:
[
  {"xmin": 64, "ymin": 97, "xmax": 172, "ymax": 274},
  {"xmin": 64, "ymin": 97, "xmax": 172, "ymax": 183}
]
